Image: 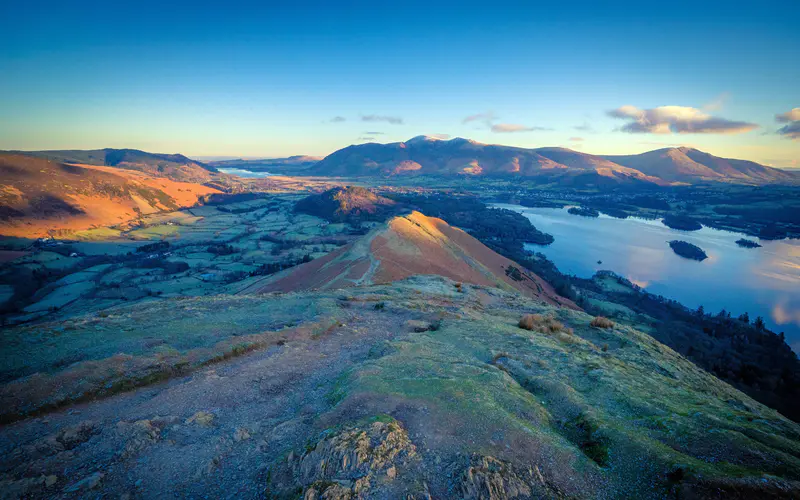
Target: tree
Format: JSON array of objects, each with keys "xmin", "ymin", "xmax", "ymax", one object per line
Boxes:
[
  {"xmin": 754, "ymin": 316, "xmax": 765, "ymax": 331},
  {"xmin": 738, "ymin": 312, "xmax": 750, "ymax": 324},
  {"xmin": 696, "ymin": 305, "xmax": 705, "ymax": 317}
]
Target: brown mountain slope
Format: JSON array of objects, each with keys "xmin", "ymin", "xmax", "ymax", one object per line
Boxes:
[
  {"xmin": 604, "ymin": 147, "xmax": 797, "ymax": 184},
  {"xmin": 253, "ymin": 210, "xmax": 578, "ymax": 309},
  {"xmin": 310, "ymin": 136, "xmax": 796, "ymax": 185},
  {"xmin": 310, "ymin": 136, "xmax": 656, "ymax": 183},
  {"xmin": 15, "ymin": 148, "xmax": 218, "ymax": 183},
  {"xmin": 0, "ymin": 153, "xmax": 221, "ymax": 237}
]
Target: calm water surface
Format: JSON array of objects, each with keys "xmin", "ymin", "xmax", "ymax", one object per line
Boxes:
[
  {"xmin": 217, "ymin": 168, "xmax": 274, "ymax": 178},
  {"xmin": 495, "ymin": 204, "xmax": 800, "ymax": 352}
]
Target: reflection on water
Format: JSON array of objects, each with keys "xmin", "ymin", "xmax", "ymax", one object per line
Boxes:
[
  {"xmin": 217, "ymin": 168, "xmax": 274, "ymax": 178},
  {"xmin": 494, "ymin": 204, "xmax": 800, "ymax": 352}
]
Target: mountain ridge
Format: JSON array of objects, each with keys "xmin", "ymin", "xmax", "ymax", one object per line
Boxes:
[
  {"xmin": 309, "ymin": 137, "xmax": 796, "ymax": 185},
  {"xmin": 250, "ymin": 210, "xmax": 578, "ymax": 309},
  {"xmin": 7, "ymin": 148, "xmax": 218, "ymax": 183}
]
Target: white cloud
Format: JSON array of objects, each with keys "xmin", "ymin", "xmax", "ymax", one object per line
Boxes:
[
  {"xmin": 329, "ymin": 116, "xmax": 346, "ymax": 123},
  {"xmin": 608, "ymin": 105, "xmax": 757, "ymax": 134},
  {"xmin": 776, "ymin": 108, "xmax": 800, "ymax": 123}
]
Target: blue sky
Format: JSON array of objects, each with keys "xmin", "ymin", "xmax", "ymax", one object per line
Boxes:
[{"xmin": 1, "ymin": 0, "xmax": 798, "ymax": 166}]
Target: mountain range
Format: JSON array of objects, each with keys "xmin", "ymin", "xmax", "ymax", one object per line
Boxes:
[
  {"xmin": 11, "ymin": 140, "xmax": 796, "ymax": 186},
  {"xmin": 309, "ymin": 135, "xmax": 797, "ymax": 185}
]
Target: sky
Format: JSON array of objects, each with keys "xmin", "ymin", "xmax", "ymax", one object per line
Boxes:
[{"xmin": 1, "ymin": 0, "xmax": 798, "ymax": 167}]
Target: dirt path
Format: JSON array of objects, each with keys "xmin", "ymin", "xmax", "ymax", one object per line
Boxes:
[{"xmin": 0, "ymin": 309, "xmax": 398, "ymax": 499}]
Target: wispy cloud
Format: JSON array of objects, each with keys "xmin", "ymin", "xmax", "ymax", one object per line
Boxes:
[
  {"xmin": 428, "ymin": 133, "xmax": 451, "ymax": 140},
  {"xmin": 573, "ymin": 123, "xmax": 594, "ymax": 133},
  {"xmin": 776, "ymin": 108, "xmax": 800, "ymax": 140},
  {"xmin": 491, "ymin": 123, "xmax": 551, "ymax": 133},
  {"xmin": 329, "ymin": 116, "xmax": 346, "ymax": 123},
  {"xmin": 462, "ymin": 111, "xmax": 496, "ymax": 125},
  {"xmin": 608, "ymin": 105, "xmax": 757, "ymax": 134},
  {"xmin": 568, "ymin": 137, "xmax": 584, "ymax": 142},
  {"xmin": 363, "ymin": 131, "xmax": 385, "ymax": 135},
  {"xmin": 356, "ymin": 136, "xmax": 379, "ymax": 142},
  {"xmin": 702, "ymin": 92, "xmax": 730, "ymax": 112},
  {"xmin": 464, "ymin": 111, "xmax": 550, "ymax": 133},
  {"xmin": 361, "ymin": 115, "xmax": 403, "ymax": 125}
]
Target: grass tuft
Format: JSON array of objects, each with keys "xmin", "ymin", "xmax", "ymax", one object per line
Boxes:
[{"xmin": 590, "ymin": 316, "xmax": 614, "ymax": 329}]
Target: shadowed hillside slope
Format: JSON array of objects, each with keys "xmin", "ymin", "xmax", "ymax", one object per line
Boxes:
[
  {"xmin": 252, "ymin": 211, "xmax": 577, "ymax": 308},
  {"xmin": 0, "ymin": 153, "xmax": 221, "ymax": 237}
]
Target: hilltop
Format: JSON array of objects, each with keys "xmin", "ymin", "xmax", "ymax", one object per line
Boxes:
[
  {"xmin": 0, "ymin": 153, "xmax": 221, "ymax": 237},
  {"xmin": 252, "ymin": 210, "xmax": 582, "ymax": 309},
  {"xmin": 309, "ymin": 136, "xmax": 797, "ymax": 186},
  {"xmin": 604, "ymin": 146, "xmax": 796, "ymax": 184},
  {"xmin": 293, "ymin": 186, "xmax": 400, "ymax": 223}
]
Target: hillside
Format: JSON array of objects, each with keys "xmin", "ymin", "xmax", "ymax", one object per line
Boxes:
[
  {"xmin": 0, "ymin": 153, "xmax": 221, "ymax": 237},
  {"xmin": 252, "ymin": 210, "xmax": 578, "ymax": 309},
  {"xmin": 604, "ymin": 147, "xmax": 797, "ymax": 184},
  {"xmin": 14, "ymin": 148, "xmax": 218, "ymax": 183},
  {"xmin": 309, "ymin": 136, "xmax": 796, "ymax": 185},
  {"xmin": 1, "ymin": 277, "xmax": 799, "ymax": 497},
  {"xmin": 293, "ymin": 186, "xmax": 400, "ymax": 223}
]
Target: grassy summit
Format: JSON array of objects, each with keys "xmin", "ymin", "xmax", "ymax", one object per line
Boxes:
[{"xmin": 1, "ymin": 277, "xmax": 799, "ymax": 498}]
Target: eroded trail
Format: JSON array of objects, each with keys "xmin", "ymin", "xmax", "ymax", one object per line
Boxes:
[{"xmin": 0, "ymin": 305, "xmax": 404, "ymax": 498}]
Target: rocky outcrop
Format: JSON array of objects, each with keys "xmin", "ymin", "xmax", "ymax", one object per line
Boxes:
[
  {"xmin": 457, "ymin": 455, "xmax": 558, "ymax": 500},
  {"xmin": 270, "ymin": 419, "xmax": 426, "ymax": 499}
]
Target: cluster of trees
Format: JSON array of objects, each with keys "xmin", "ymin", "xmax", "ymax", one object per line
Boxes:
[
  {"xmin": 390, "ymin": 193, "xmax": 554, "ymax": 246},
  {"xmin": 250, "ymin": 254, "xmax": 313, "ymax": 276}
]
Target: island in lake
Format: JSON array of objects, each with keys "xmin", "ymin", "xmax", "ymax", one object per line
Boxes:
[
  {"xmin": 736, "ymin": 238, "xmax": 762, "ymax": 248},
  {"xmin": 668, "ymin": 240, "xmax": 708, "ymax": 261},
  {"xmin": 567, "ymin": 206, "xmax": 600, "ymax": 217},
  {"xmin": 662, "ymin": 214, "xmax": 703, "ymax": 231}
]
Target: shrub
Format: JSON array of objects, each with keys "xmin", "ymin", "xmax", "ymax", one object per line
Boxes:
[
  {"xmin": 590, "ymin": 316, "xmax": 614, "ymax": 329},
  {"xmin": 519, "ymin": 314, "xmax": 564, "ymax": 333}
]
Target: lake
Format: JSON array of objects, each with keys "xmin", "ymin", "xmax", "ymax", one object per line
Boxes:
[
  {"xmin": 217, "ymin": 168, "xmax": 274, "ymax": 178},
  {"xmin": 494, "ymin": 204, "xmax": 800, "ymax": 352}
]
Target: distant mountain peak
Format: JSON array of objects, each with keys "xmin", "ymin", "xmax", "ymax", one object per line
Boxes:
[{"xmin": 405, "ymin": 135, "xmax": 444, "ymax": 144}]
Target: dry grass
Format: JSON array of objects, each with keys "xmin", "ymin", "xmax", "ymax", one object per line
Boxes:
[
  {"xmin": 590, "ymin": 316, "xmax": 614, "ymax": 329},
  {"xmin": 518, "ymin": 314, "xmax": 564, "ymax": 333}
]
